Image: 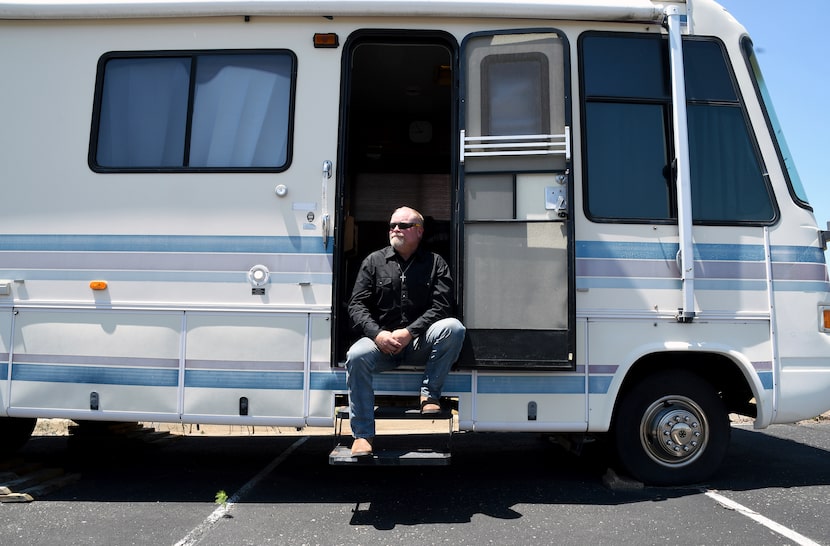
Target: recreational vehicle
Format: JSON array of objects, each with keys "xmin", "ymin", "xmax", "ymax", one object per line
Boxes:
[{"xmin": 1, "ymin": 0, "xmax": 829, "ymax": 484}]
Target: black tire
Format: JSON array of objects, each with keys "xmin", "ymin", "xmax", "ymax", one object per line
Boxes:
[
  {"xmin": 0, "ymin": 416, "xmax": 37, "ymax": 453},
  {"xmin": 613, "ymin": 370, "xmax": 730, "ymax": 486}
]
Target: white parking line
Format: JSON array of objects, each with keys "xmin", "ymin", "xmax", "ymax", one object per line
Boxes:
[
  {"xmin": 173, "ymin": 436, "xmax": 309, "ymax": 546},
  {"xmin": 705, "ymin": 489, "xmax": 822, "ymax": 546}
]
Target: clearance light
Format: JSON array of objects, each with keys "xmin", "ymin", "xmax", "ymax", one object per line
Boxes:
[
  {"xmin": 313, "ymin": 33, "xmax": 339, "ymax": 48},
  {"xmin": 89, "ymin": 280, "xmax": 108, "ymax": 291},
  {"xmin": 821, "ymin": 306, "xmax": 830, "ymax": 333}
]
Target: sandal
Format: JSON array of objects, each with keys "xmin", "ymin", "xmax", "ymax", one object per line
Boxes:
[{"xmin": 420, "ymin": 397, "xmax": 441, "ymax": 415}]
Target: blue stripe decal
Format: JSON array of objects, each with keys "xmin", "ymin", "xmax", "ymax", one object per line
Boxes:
[
  {"xmin": 577, "ymin": 241, "xmax": 681, "ymax": 261},
  {"xmin": 184, "ymin": 370, "xmax": 304, "ymax": 390},
  {"xmin": 758, "ymin": 371, "xmax": 773, "ymax": 390},
  {"xmin": 0, "ymin": 234, "xmax": 330, "ymax": 254},
  {"xmin": 11, "ymin": 363, "xmax": 178, "ymax": 387},
  {"xmin": 589, "ymin": 375, "xmax": 613, "ymax": 394},
  {"xmin": 477, "ymin": 375, "xmax": 584, "ymax": 394},
  {"xmin": 3, "ymin": 237, "xmax": 823, "ymax": 264},
  {"xmin": 1, "ymin": 237, "xmax": 822, "ymax": 264},
  {"xmin": 576, "ymin": 241, "xmax": 828, "ymax": 291},
  {"xmin": 770, "ymin": 245, "xmax": 826, "ymax": 263},
  {"xmin": 0, "ymin": 362, "xmax": 7, "ymax": 380},
  {"xmin": 576, "ymin": 241, "xmax": 826, "ymax": 264}
]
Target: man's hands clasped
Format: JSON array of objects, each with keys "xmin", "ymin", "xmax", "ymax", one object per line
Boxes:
[{"xmin": 374, "ymin": 329, "xmax": 413, "ymax": 355}]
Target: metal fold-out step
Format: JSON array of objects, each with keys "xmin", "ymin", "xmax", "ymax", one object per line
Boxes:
[{"xmin": 330, "ymin": 404, "xmax": 454, "ymax": 466}]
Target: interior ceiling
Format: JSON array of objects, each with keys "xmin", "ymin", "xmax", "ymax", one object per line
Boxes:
[{"xmin": 350, "ymin": 42, "xmax": 452, "ymax": 116}]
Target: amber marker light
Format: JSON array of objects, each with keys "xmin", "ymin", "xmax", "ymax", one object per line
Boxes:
[
  {"xmin": 313, "ymin": 33, "xmax": 339, "ymax": 48},
  {"xmin": 89, "ymin": 281, "xmax": 108, "ymax": 291},
  {"xmin": 820, "ymin": 306, "xmax": 830, "ymax": 332}
]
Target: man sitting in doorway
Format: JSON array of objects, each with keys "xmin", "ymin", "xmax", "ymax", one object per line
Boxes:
[{"xmin": 346, "ymin": 206, "xmax": 466, "ymax": 457}]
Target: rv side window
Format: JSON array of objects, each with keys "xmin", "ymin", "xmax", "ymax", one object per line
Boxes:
[
  {"xmin": 741, "ymin": 37, "xmax": 810, "ymax": 208},
  {"xmin": 481, "ymin": 53, "xmax": 550, "ymax": 136},
  {"xmin": 90, "ymin": 51, "xmax": 296, "ymax": 172},
  {"xmin": 580, "ymin": 33, "xmax": 776, "ymax": 224}
]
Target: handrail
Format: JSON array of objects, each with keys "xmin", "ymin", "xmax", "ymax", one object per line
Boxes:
[{"xmin": 460, "ymin": 128, "xmax": 570, "ymax": 163}]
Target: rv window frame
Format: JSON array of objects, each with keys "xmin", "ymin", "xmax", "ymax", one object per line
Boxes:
[
  {"xmin": 88, "ymin": 49, "xmax": 298, "ymax": 173},
  {"xmin": 578, "ymin": 31, "xmax": 778, "ymax": 227}
]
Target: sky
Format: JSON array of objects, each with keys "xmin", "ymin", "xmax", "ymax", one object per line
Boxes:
[{"xmin": 716, "ymin": 0, "xmax": 830, "ymax": 237}]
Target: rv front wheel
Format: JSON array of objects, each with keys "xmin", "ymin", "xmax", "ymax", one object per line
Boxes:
[
  {"xmin": 613, "ymin": 371, "xmax": 730, "ymax": 485},
  {"xmin": 0, "ymin": 416, "xmax": 37, "ymax": 452}
]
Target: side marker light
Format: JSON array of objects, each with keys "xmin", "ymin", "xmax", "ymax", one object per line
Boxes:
[
  {"xmin": 313, "ymin": 33, "xmax": 339, "ymax": 48},
  {"xmin": 820, "ymin": 306, "xmax": 830, "ymax": 332}
]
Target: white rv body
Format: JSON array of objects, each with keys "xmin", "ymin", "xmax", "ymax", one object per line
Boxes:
[{"xmin": 1, "ymin": 0, "xmax": 828, "ymax": 482}]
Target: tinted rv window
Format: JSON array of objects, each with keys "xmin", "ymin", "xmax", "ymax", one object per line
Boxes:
[
  {"xmin": 742, "ymin": 37, "xmax": 809, "ymax": 207},
  {"xmin": 580, "ymin": 34, "xmax": 775, "ymax": 224},
  {"xmin": 91, "ymin": 51, "xmax": 296, "ymax": 172},
  {"xmin": 581, "ymin": 34, "xmax": 672, "ymax": 221},
  {"xmin": 481, "ymin": 53, "xmax": 550, "ymax": 136}
]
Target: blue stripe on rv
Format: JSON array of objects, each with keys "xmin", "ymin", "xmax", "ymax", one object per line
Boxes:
[
  {"xmin": 0, "ymin": 234, "xmax": 330, "ymax": 254},
  {"xmin": 0, "ymin": 236, "xmax": 824, "ymax": 263},
  {"xmin": 11, "ymin": 363, "xmax": 178, "ymax": 387},
  {"xmin": 477, "ymin": 375, "xmax": 608, "ymax": 394},
  {"xmin": 576, "ymin": 241, "xmax": 829, "ymax": 292},
  {"xmin": 576, "ymin": 241, "xmax": 826, "ymax": 264},
  {"xmin": 185, "ymin": 370, "xmax": 304, "ymax": 390}
]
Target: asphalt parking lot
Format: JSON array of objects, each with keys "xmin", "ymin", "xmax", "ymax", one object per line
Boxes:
[{"xmin": 2, "ymin": 418, "xmax": 829, "ymax": 546}]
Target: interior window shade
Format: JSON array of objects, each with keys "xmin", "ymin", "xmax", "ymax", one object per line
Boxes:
[
  {"xmin": 96, "ymin": 57, "xmax": 190, "ymax": 168},
  {"xmin": 190, "ymin": 55, "xmax": 293, "ymax": 168}
]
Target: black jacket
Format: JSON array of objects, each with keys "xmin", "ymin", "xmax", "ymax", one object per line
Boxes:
[{"xmin": 348, "ymin": 245, "xmax": 454, "ymax": 340}]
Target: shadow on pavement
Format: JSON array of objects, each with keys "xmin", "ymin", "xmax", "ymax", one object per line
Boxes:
[{"xmin": 14, "ymin": 423, "xmax": 829, "ymax": 530}]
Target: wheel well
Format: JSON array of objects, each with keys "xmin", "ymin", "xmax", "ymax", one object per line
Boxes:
[{"xmin": 615, "ymin": 351, "xmax": 756, "ymax": 419}]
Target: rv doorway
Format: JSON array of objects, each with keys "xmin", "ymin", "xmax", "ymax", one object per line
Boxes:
[{"xmin": 333, "ymin": 32, "xmax": 458, "ymax": 364}]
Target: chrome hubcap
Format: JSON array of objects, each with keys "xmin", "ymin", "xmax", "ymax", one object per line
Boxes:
[{"xmin": 641, "ymin": 396, "xmax": 708, "ymax": 467}]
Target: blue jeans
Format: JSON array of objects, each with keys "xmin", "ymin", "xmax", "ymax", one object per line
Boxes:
[{"xmin": 345, "ymin": 318, "xmax": 466, "ymax": 439}]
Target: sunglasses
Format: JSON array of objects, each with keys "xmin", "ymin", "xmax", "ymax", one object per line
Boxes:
[{"xmin": 389, "ymin": 222, "xmax": 421, "ymax": 230}]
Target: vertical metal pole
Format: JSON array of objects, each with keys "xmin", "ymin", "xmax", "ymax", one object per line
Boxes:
[
  {"xmin": 666, "ymin": 6, "xmax": 696, "ymax": 322},
  {"xmin": 178, "ymin": 311, "xmax": 187, "ymax": 417},
  {"xmin": 763, "ymin": 227, "xmax": 780, "ymax": 419}
]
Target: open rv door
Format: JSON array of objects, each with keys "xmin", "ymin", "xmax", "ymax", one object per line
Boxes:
[{"xmin": 458, "ymin": 29, "xmax": 575, "ymax": 371}]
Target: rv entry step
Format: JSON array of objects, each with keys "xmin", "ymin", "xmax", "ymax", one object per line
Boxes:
[{"xmin": 330, "ymin": 404, "xmax": 454, "ymax": 466}]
